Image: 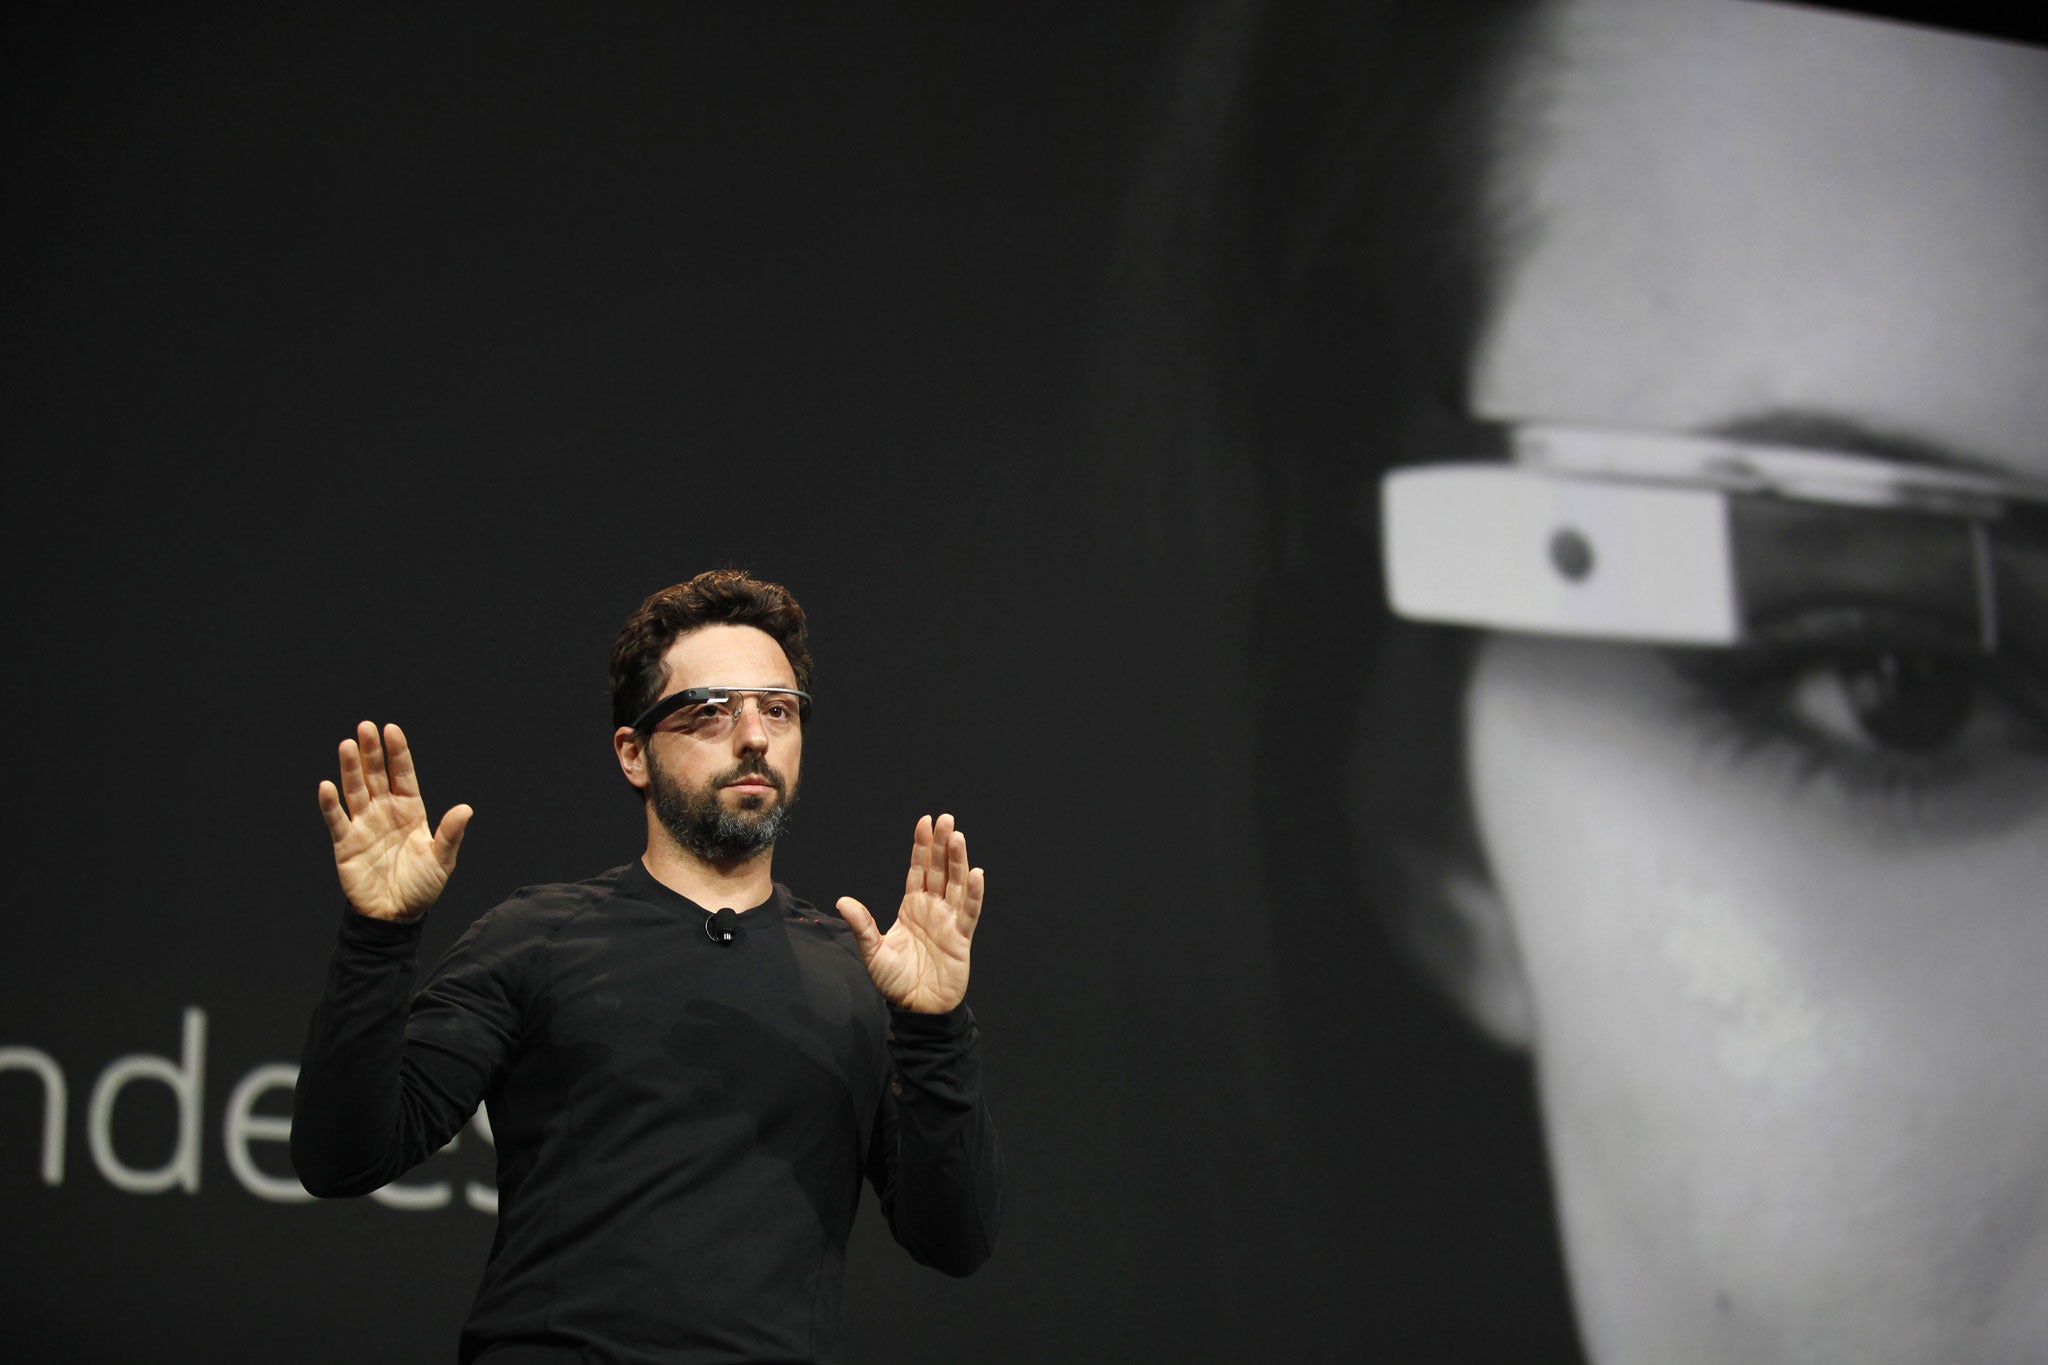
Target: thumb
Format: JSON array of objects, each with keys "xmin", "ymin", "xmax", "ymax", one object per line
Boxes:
[
  {"xmin": 434, "ymin": 804, "xmax": 475, "ymax": 867},
  {"xmin": 835, "ymin": 896, "xmax": 881, "ymax": 955}
]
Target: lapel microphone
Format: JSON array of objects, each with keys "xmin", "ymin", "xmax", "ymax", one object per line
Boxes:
[{"xmin": 705, "ymin": 907, "xmax": 740, "ymax": 945}]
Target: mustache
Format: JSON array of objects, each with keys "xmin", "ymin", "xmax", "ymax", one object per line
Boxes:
[{"xmin": 716, "ymin": 757, "xmax": 786, "ymax": 794}]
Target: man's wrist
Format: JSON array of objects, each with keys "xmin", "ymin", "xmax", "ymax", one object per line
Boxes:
[
  {"xmin": 337, "ymin": 903, "xmax": 428, "ymax": 948},
  {"xmin": 888, "ymin": 1001, "xmax": 975, "ymax": 1039}
]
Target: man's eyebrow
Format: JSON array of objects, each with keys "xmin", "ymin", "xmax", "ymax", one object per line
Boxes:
[{"xmin": 1710, "ymin": 408, "xmax": 2009, "ymax": 479}]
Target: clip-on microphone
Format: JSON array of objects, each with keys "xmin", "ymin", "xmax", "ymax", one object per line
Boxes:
[{"xmin": 705, "ymin": 907, "xmax": 740, "ymax": 945}]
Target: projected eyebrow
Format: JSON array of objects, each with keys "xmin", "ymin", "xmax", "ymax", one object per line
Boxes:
[{"xmin": 1711, "ymin": 410, "xmax": 2017, "ymax": 483}]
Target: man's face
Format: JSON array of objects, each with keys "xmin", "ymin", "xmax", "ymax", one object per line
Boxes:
[
  {"xmin": 1457, "ymin": 3, "xmax": 2048, "ymax": 1361},
  {"xmin": 634, "ymin": 623, "xmax": 802, "ymax": 862}
]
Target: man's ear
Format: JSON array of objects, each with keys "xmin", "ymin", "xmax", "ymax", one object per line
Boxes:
[
  {"xmin": 613, "ymin": 727, "xmax": 651, "ymax": 792},
  {"xmin": 1383, "ymin": 845, "xmax": 1536, "ymax": 1050}
]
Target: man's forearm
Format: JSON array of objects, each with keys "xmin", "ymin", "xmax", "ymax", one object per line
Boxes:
[
  {"xmin": 291, "ymin": 909, "xmax": 439, "ymax": 1198},
  {"xmin": 874, "ymin": 1004, "xmax": 1003, "ymax": 1275}
]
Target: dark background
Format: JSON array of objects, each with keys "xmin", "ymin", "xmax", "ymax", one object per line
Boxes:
[{"xmin": 2, "ymin": 6, "xmax": 1575, "ymax": 1361}]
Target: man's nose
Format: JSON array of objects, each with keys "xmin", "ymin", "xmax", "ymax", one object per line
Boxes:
[{"xmin": 731, "ymin": 698, "xmax": 771, "ymax": 753}]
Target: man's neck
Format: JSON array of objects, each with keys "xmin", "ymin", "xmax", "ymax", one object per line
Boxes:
[{"xmin": 641, "ymin": 833, "xmax": 776, "ymax": 912}]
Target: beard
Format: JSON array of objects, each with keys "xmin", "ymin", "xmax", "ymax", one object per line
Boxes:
[{"xmin": 646, "ymin": 748, "xmax": 797, "ymax": 864}]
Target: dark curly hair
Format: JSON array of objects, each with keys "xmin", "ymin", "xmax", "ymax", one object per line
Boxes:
[{"xmin": 608, "ymin": 569, "xmax": 814, "ymax": 731}]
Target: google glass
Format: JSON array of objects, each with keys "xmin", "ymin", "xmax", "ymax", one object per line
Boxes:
[
  {"xmin": 1381, "ymin": 425, "xmax": 2048, "ymax": 652},
  {"xmin": 631, "ymin": 685, "xmax": 813, "ymax": 736}
]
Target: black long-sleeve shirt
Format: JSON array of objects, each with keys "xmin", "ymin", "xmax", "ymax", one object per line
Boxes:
[{"xmin": 292, "ymin": 861, "xmax": 1001, "ymax": 1364}]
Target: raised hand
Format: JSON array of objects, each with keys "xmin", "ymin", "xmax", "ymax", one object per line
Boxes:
[
  {"xmin": 317, "ymin": 721, "xmax": 473, "ymax": 922},
  {"xmin": 836, "ymin": 813, "xmax": 985, "ymax": 1014}
]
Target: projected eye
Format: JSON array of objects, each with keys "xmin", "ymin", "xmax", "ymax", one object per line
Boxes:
[
  {"xmin": 1668, "ymin": 632, "xmax": 2048, "ymax": 819},
  {"xmin": 1790, "ymin": 651, "xmax": 1978, "ymax": 754}
]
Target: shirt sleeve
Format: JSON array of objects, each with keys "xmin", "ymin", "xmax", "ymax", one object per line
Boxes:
[
  {"xmin": 291, "ymin": 904, "xmax": 528, "ymax": 1199},
  {"xmin": 865, "ymin": 1003, "xmax": 1004, "ymax": 1275}
]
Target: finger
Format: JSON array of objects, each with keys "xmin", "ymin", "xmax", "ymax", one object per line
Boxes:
[
  {"xmin": 434, "ymin": 803, "xmax": 474, "ymax": 868},
  {"xmin": 834, "ymin": 895, "xmax": 882, "ymax": 958},
  {"xmin": 960, "ymin": 867, "xmax": 985, "ymax": 937},
  {"xmin": 945, "ymin": 828, "xmax": 970, "ymax": 905},
  {"xmin": 385, "ymin": 723, "xmax": 421, "ymax": 799},
  {"xmin": 925, "ymin": 812, "xmax": 956, "ymax": 895},
  {"xmin": 338, "ymin": 733, "xmax": 371, "ymax": 816},
  {"xmin": 904, "ymin": 814, "xmax": 934, "ymax": 898},
  {"xmin": 358, "ymin": 720, "xmax": 391, "ymax": 798},
  {"xmin": 318, "ymin": 779, "xmax": 351, "ymax": 844}
]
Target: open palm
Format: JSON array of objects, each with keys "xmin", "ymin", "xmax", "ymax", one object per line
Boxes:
[
  {"xmin": 836, "ymin": 813, "xmax": 985, "ymax": 1014},
  {"xmin": 317, "ymin": 721, "xmax": 473, "ymax": 922}
]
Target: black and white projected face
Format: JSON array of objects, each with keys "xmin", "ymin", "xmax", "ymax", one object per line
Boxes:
[{"xmin": 1431, "ymin": 2, "xmax": 2048, "ymax": 1362}]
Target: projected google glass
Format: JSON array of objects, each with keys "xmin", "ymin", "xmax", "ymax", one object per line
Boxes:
[{"xmin": 1381, "ymin": 425, "xmax": 2048, "ymax": 652}]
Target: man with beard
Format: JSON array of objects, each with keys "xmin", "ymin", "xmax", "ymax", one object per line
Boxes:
[{"xmin": 292, "ymin": 568, "xmax": 1001, "ymax": 1365}]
